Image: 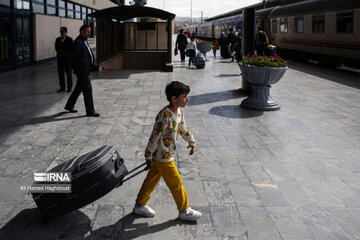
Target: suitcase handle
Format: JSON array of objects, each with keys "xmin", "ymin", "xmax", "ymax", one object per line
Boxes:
[{"xmin": 116, "ymin": 162, "xmax": 152, "ymax": 187}]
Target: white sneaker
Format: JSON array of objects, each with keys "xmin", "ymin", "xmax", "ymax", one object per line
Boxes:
[
  {"xmin": 178, "ymin": 207, "xmax": 202, "ymax": 222},
  {"xmin": 133, "ymin": 204, "xmax": 156, "ymax": 218}
]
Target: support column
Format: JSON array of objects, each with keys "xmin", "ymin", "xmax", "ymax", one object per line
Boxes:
[
  {"xmin": 241, "ymin": 7, "xmax": 255, "ymax": 94},
  {"xmin": 165, "ymin": 18, "xmax": 173, "ymax": 72},
  {"xmin": 242, "ymin": 7, "xmax": 255, "ymax": 56}
]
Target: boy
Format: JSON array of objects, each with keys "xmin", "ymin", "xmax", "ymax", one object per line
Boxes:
[
  {"xmin": 133, "ymin": 81, "xmax": 202, "ymax": 222},
  {"xmin": 186, "ymin": 36, "xmax": 197, "ymax": 67}
]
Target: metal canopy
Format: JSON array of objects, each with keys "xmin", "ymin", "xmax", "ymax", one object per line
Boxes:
[{"xmin": 88, "ymin": 6, "xmax": 175, "ymax": 21}]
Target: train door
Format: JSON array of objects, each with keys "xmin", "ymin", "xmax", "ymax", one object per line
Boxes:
[
  {"xmin": 0, "ymin": 9, "xmax": 12, "ymax": 71},
  {"xmin": 15, "ymin": 14, "xmax": 31, "ymax": 67}
]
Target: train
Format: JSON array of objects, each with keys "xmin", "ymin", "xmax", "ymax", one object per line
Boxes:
[{"xmin": 184, "ymin": 0, "xmax": 360, "ymax": 68}]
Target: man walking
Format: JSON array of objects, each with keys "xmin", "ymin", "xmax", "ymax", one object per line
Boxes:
[
  {"xmin": 256, "ymin": 27, "xmax": 269, "ymax": 56},
  {"xmin": 64, "ymin": 24, "xmax": 100, "ymax": 117},
  {"xmin": 227, "ymin": 28, "xmax": 236, "ymax": 61},
  {"xmin": 175, "ymin": 29, "xmax": 188, "ymax": 62},
  {"xmin": 55, "ymin": 27, "xmax": 73, "ymax": 93}
]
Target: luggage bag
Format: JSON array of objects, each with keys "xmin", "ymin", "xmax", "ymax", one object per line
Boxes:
[
  {"xmin": 193, "ymin": 52, "xmax": 206, "ymax": 69},
  {"xmin": 32, "ymin": 145, "xmax": 150, "ymax": 222}
]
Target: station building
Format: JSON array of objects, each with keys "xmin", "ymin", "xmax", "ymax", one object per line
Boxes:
[{"xmin": 0, "ymin": 0, "xmax": 123, "ymax": 72}]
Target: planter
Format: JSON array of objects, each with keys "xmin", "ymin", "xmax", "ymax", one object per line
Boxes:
[
  {"xmin": 238, "ymin": 64, "xmax": 287, "ymax": 111},
  {"xmin": 197, "ymin": 44, "xmax": 212, "ymax": 60}
]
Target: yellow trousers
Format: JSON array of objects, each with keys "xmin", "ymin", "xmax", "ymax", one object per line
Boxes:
[{"xmin": 135, "ymin": 160, "xmax": 189, "ymax": 211}]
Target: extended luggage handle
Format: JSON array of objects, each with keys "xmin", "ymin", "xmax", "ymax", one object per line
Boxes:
[{"xmin": 116, "ymin": 162, "xmax": 152, "ymax": 187}]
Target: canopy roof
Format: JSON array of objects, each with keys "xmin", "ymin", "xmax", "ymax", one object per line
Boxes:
[{"xmin": 89, "ymin": 6, "xmax": 175, "ymax": 21}]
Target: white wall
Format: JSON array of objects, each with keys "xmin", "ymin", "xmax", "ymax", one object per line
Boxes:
[
  {"xmin": 33, "ymin": 14, "xmax": 83, "ymax": 61},
  {"xmin": 74, "ymin": 0, "xmax": 117, "ymax": 10},
  {"xmin": 33, "ymin": 0, "xmax": 117, "ymax": 61}
]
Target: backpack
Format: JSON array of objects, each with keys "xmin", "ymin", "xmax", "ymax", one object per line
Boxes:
[{"xmin": 259, "ymin": 31, "xmax": 267, "ymax": 43}]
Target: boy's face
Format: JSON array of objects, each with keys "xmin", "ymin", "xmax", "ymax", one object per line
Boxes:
[{"xmin": 172, "ymin": 93, "xmax": 189, "ymax": 108}]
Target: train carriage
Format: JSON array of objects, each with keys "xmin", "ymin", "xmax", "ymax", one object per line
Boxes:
[
  {"xmin": 183, "ymin": 0, "xmax": 360, "ymax": 68},
  {"xmin": 269, "ymin": 0, "xmax": 360, "ymax": 67}
]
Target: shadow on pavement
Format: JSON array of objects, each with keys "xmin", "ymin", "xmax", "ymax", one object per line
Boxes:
[
  {"xmin": 214, "ymin": 73, "xmax": 241, "ymax": 78},
  {"xmin": 87, "ymin": 213, "xmax": 195, "ymax": 239},
  {"xmin": 214, "ymin": 61, "xmax": 236, "ymax": 63},
  {"xmin": 188, "ymin": 89, "xmax": 247, "ymax": 106},
  {"xmin": 91, "ymin": 69, "xmax": 158, "ymax": 80},
  {"xmin": 288, "ymin": 61, "xmax": 360, "ymax": 90},
  {"xmin": 0, "ymin": 209, "xmax": 195, "ymax": 240},
  {"xmin": 209, "ymin": 105, "xmax": 263, "ymax": 118},
  {"xmin": 0, "ymin": 208, "xmax": 91, "ymax": 240},
  {"xmin": 16, "ymin": 112, "xmax": 87, "ymax": 126}
]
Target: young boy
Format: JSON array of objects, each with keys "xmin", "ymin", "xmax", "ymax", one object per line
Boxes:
[
  {"xmin": 186, "ymin": 36, "xmax": 197, "ymax": 67},
  {"xmin": 133, "ymin": 81, "xmax": 202, "ymax": 222}
]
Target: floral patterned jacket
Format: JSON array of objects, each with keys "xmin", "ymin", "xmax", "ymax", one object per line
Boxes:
[{"xmin": 145, "ymin": 106, "xmax": 195, "ymax": 162}]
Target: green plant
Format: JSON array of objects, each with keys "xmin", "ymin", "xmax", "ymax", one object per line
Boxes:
[
  {"xmin": 241, "ymin": 54, "xmax": 288, "ymax": 68},
  {"xmin": 197, "ymin": 40, "xmax": 212, "ymax": 46}
]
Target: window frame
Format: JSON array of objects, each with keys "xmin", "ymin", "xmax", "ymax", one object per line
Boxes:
[
  {"xmin": 312, "ymin": 14, "xmax": 325, "ymax": 34},
  {"xmin": 58, "ymin": 0, "xmax": 66, "ymax": 17},
  {"xmin": 46, "ymin": 0, "xmax": 57, "ymax": 16},
  {"xmin": 75, "ymin": 4, "xmax": 81, "ymax": 19},
  {"xmin": 280, "ymin": 18, "xmax": 288, "ymax": 33},
  {"xmin": 67, "ymin": 2, "xmax": 74, "ymax": 19},
  {"xmin": 294, "ymin": 16, "xmax": 304, "ymax": 33},
  {"xmin": 271, "ymin": 19, "xmax": 277, "ymax": 33},
  {"xmin": 336, "ymin": 11, "xmax": 353, "ymax": 34},
  {"xmin": 32, "ymin": 0, "xmax": 45, "ymax": 14}
]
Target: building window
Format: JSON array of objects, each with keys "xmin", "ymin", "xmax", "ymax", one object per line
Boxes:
[
  {"xmin": 67, "ymin": 2, "xmax": 74, "ymax": 18},
  {"xmin": 280, "ymin": 18, "xmax": 288, "ymax": 33},
  {"xmin": 46, "ymin": 0, "xmax": 56, "ymax": 15},
  {"xmin": 87, "ymin": 8, "xmax": 93, "ymax": 23},
  {"xmin": 16, "ymin": 0, "xmax": 30, "ymax": 10},
  {"xmin": 75, "ymin": 4, "xmax": 81, "ymax": 19},
  {"xmin": 271, "ymin": 19, "xmax": 277, "ymax": 33},
  {"xmin": 0, "ymin": 0, "xmax": 11, "ymax": 7},
  {"xmin": 294, "ymin": 16, "xmax": 304, "ymax": 33},
  {"xmin": 33, "ymin": 0, "xmax": 44, "ymax": 14},
  {"xmin": 312, "ymin": 14, "xmax": 325, "ymax": 33},
  {"xmin": 82, "ymin": 6, "xmax": 87, "ymax": 20},
  {"xmin": 58, "ymin": 0, "xmax": 66, "ymax": 17},
  {"xmin": 337, "ymin": 11, "xmax": 353, "ymax": 34}
]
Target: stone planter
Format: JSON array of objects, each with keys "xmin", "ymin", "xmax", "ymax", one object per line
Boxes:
[
  {"xmin": 238, "ymin": 64, "xmax": 287, "ymax": 111},
  {"xmin": 197, "ymin": 44, "xmax": 212, "ymax": 60}
]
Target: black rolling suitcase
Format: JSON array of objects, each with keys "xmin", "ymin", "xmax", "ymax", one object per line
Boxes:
[
  {"xmin": 194, "ymin": 52, "xmax": 206, "ymax": 69},
  {"xmin": 31, "ymin": 145, "xmax": 150, "ymax": 222}
]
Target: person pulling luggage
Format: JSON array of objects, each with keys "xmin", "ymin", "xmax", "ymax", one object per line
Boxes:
[{"xmin": 133, "ymin": 81, "xmax": 202, "ymax": 222}]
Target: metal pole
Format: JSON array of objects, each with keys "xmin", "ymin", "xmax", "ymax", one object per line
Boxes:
[{"xmin": 190, "ymin": 0, "xmax": 192, "ymax": 24}]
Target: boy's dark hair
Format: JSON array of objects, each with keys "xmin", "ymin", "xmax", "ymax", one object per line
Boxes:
[
  {"xmin": 190, "ymin": 36, "xmax": 196, "ymax": 41},
  {"xmin": 165, "ymin": 81, "xmax": 190, "ymax": 102}
]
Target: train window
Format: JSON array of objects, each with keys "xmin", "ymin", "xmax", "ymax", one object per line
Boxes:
[
  {"xmin": 312, "ymin": 15, "xmax": 325, "ymax": 33},
  {"xmin": 294, "ymin": 17, "xmax": 304, "ymax": 33},
  {"xmin": 280, "ymin": 18, "xmax": 288, "ymax": 33},
  {"xmin": 271, "ymin": 19, "xmax": 277, "ymax": 33},
  {"xmin": 336, "ymin": 11, "xmax": 353, "ymax": 34}
]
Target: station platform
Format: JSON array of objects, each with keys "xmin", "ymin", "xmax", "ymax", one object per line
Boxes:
[{"xmin": 0, "ymin": 45, "xmax": 360, "ymax": 239}]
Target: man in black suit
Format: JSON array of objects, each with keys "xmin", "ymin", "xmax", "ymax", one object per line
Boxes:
[
  {"xmin": 55, "ymin": 27, "xmax": 73, "ymax": 92},
  {"xmin": 64, "ymin": 24, "xmax": 100, "ymax": 117},
  {"xmin": 175, "ymin": 29, "xmax": 188, "ymax": 62}
]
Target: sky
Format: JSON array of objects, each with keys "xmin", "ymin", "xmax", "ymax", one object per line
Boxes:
[{"xmin": 127, "ymin": 0, "xmax": 264, "ymax": 18}]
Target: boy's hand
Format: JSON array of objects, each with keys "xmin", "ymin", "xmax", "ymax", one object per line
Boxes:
[{"xmin": 187, "ymin": 145, "xmax": 195, "ymax": 155}]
